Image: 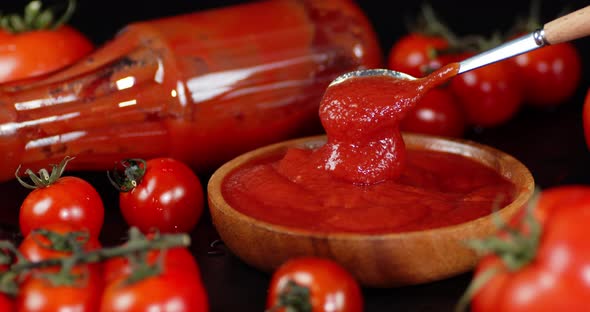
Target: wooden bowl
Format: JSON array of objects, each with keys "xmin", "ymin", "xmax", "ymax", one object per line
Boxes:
[{"xmin": 207, "ymin": 134, "xmax": 534, "ymax": 287}]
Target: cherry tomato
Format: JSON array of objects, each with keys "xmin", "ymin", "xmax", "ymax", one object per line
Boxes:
[
  {"xmin": 103, "ymin": 246, "xmax": 199, "ymax": 284},
  {"xmin": 17, "ymin": 158, "xmax": 105, "ymax": 238},
  {"xmin": 0, "ymin": 0, "xmax": 93, "ymax": 84},
  {"xmin": 512, "ymin": 42, "xmax": 581, "ymax": 107},
  {"xmin": 100, "ymin": 269, "xmax": 208, "ymax": 312},
  {"xmin": 18, "ymin": 223, "xmax": 101, "ymax": 262},
  {"xmin": 400, "ymin": 87, "xmax": 466, "ymax": 137},
  {"xmin": 17, "ymin": 263, "xmax": 103, "ymax": 312},
  {"xmin": 469, "ymin": 186, "xmax": 590, "ymax": 311},
  {"xmin": 0, "ymin": 26, "xmax": 93, "ymax": 84},
  {"xmin": 450, "ymin": 59, "xmax": 523, "ymax": 127},
  {"xmin": 266, "ymin": 257, "xmax": 363, "ymax": 312},
  {"xmin": 111, "ymin": 158, "xmax": 204, "ymax": 233},
  {"xmin": 387, "ymin": 33, "xmax": 449, "ymax": 78}
]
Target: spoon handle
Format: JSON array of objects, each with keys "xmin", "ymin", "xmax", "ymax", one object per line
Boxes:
[
  {"xmin": 458, "ymin": 5, "xmax": 590, "ymax": 74},
  {"xmin": 544, "ymin": 5, "xmax": 590, "ymax": 44}
]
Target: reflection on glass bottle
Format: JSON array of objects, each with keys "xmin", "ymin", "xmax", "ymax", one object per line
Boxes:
[{"xmin": 0, "ymin": 0, "xmax": 382, "ymax": 181}]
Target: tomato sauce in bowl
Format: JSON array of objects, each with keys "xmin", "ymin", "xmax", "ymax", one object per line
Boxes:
[
  {"xmin": 208, "ymin": 62, "xmax": 534, "ymax": 286},
  {"xmin": 222, "ymin": 146, "xmax": 516, "ymax": 234}
]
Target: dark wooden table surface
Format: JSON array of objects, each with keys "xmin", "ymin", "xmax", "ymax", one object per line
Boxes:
[{"xmin": 2, "ymin": 1, "xmax": 590, "ymax": 311}]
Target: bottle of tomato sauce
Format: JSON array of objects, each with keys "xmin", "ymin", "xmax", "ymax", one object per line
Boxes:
[{"xmin": 0, "ymin": 0, "xmax": 382, "ymax": 181}]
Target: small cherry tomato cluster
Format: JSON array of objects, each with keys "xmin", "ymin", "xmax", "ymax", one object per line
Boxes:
[
  {"xmin": 388, "ymin": 5, "xmax": 582, "ymax": 137},
  {"xmin": 1, "ymin": 155, "xmax": 208, "ymax": 311},
  {"xmin": 0, "ymin": 224, "xmax": 208, "ymax": 312}
]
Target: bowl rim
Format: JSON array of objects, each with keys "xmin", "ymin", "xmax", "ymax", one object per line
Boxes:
[{"xmin": 207, "ymin": 133, "xmax": 535, "ymax": 241}]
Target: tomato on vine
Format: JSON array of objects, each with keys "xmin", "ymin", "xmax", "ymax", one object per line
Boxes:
[
  {"xmin": 509, "ymin": 2, "xmax": 582, "ymax": 107},
  {"xmin": 100, "ymin": 237, "xmax": 207, "ymax": 312},
  {"xmin": 108, "ymin": 157, "xmax": 204, "ymax": 234},
  {"xmin": 16, "ymin": 156, "xmax": 105, "ymax": 238},
  {"xmin": 15, "ymin": 223, "xmax": 104, "ymax": 312},
  {"xmin": 266, "ymin": 257, "xmax": 363, "ymax": 312},
  {"xmin": 387, "ymin": 4, "xmax": 461, "ymax": 78},
  {"xmin": 17, "ymin": 265, "xmax": 104, "ymax": 312},
  {"xmin": 0, "ymin": 0, "xmax": 93, "ymax": 84},
  {"xmin": 103, "ymin": 243, "xmax": 200, "ymax": 284},
  {"xmin": 388, "ymin": 33, "xmax": 450, "ymax": 78},
  {"xmin": 18, "ymin": 223, "xmax": 101, "ymax": 263},
  {"xmin": 457, "ymin": 186, "xmax": 590, "ymax": 311}
]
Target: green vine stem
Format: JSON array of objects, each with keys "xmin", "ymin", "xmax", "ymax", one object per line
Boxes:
[
  {"xmin": 0, "ymin": 227, "xmax": 191, "ymax": 295},
  {"xmin": 15, "ymin": 156, "xmax": 74, "ymax": 189},
  {"xmin": 454, "ymin": 193, "xmax": 542, "ymax": 312},
  {"xmin": 0, "ymin": 0, "xmax": 76, "ymax": 34}
]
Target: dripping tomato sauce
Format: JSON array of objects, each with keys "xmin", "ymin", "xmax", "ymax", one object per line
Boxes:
[{"xmin": 221, "ymin": 63, "xmax": 517, "ymax": 234}]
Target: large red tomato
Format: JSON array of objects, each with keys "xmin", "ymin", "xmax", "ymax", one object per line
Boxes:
[
  {"xmin": 17, "ymin": 158, "xmax": 104, "ymax": 238},
  {"xmin": 266, "ymin": 257, "xmax": 363, "ymax": 312},
  {"xmin": 467, "ymin": 185, "xmax": 590, "ymax": 311},
  {"xmin": 111, "ymin": 158, "xmax": 204, "ymax": 233},
  {"xmin": 511, "ymin": 42, "xmax": 581, "ymax": 107}
]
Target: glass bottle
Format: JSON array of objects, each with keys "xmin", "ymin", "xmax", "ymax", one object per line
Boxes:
[{"xmin": 0, "ymin": 0, "xmax": 382, "ymax": 181}]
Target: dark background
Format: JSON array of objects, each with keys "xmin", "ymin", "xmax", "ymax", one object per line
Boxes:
[{"xmin": 2, "ymin": 1, "xmax": 590, "ymax": 311}]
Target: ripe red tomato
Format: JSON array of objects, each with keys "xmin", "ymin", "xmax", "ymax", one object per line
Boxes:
[
  {"xmin": 112, "ymin": 158, "xmax": 204, "ymax": 233},
  {"xmin": 511, "ymin": 42, "xmax": 581, "ymax": 107},
  {"xmin": 450, "ymin": 59, "xmax": 523, "ymax": 127},
  {"xmin": 0, "ymin": 0, "xmax": 93, "ymax": 84},
  {"xmin": 100, "ymin": 269, "xmax": 208, "ymax": 312},
  {"xmin": 400, "ymin": 87, "xmax": 466, "ymax": 137},
  {"xmin": 103, "ymin": 246, "xmax": 200, "ymax": 284},
  {"xmin": 16, "ymin": 263, "xmax": 103, "ymax": 312},
  {"xmin": 387, "ymin": 33, "xmax": 449, "ymax": 78},
  {"xmin": 18, "ymin": 160, "xmax": 105, "ymax": 238},
  {"xmin": 0, "ymin": 26, "xmax": 93, "ymax": 84},
  {"xmin": 266, "ymin": 257, "xmax": 363, "ymax": 312},
  {"xmin": 18, "ymin": 223, "xmax": 101, "ymax": 262},
  {"xmin": 469, "ymin": 185, "xmax": 590, "ymax": 311}
]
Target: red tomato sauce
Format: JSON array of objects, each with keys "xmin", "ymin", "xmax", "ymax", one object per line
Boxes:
[
  {"xmin": 223, "ymin": 149, "xmax": 515, "ymax": 234},
  {"xmin": 222, "ymin": 63, "xmax": 517, "ymax": 233}
]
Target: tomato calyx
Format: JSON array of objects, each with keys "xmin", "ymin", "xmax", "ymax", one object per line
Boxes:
[
  {"xmin": 118, "ymin": 229, "xmax": 166, "ymax": 286},
  {"xmin": 15, "ymin": 156, "xmax": 74, "ymax": 189},
  {"xmin": 455, "ymin": 198, "xmax": 542, "ymax": 312},
  {"xmin": 267, "ymin": 280, "xmax": 312, "ymax": 312},
  {"xmin": 30, "ymin": 228, "xmax": 89, "ymax": 254},
  {"xmin": 107, "ymin": 158, "xmax": 148, "ymax": 192},
  {"xmin": 0, "ymin": 0, "xmax": 77, "ymax": 34}
]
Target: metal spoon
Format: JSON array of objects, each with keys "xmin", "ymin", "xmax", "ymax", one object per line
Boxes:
[{"xmin": 330, "ymin": 5, "xmax": 590, "ymax": 85}]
